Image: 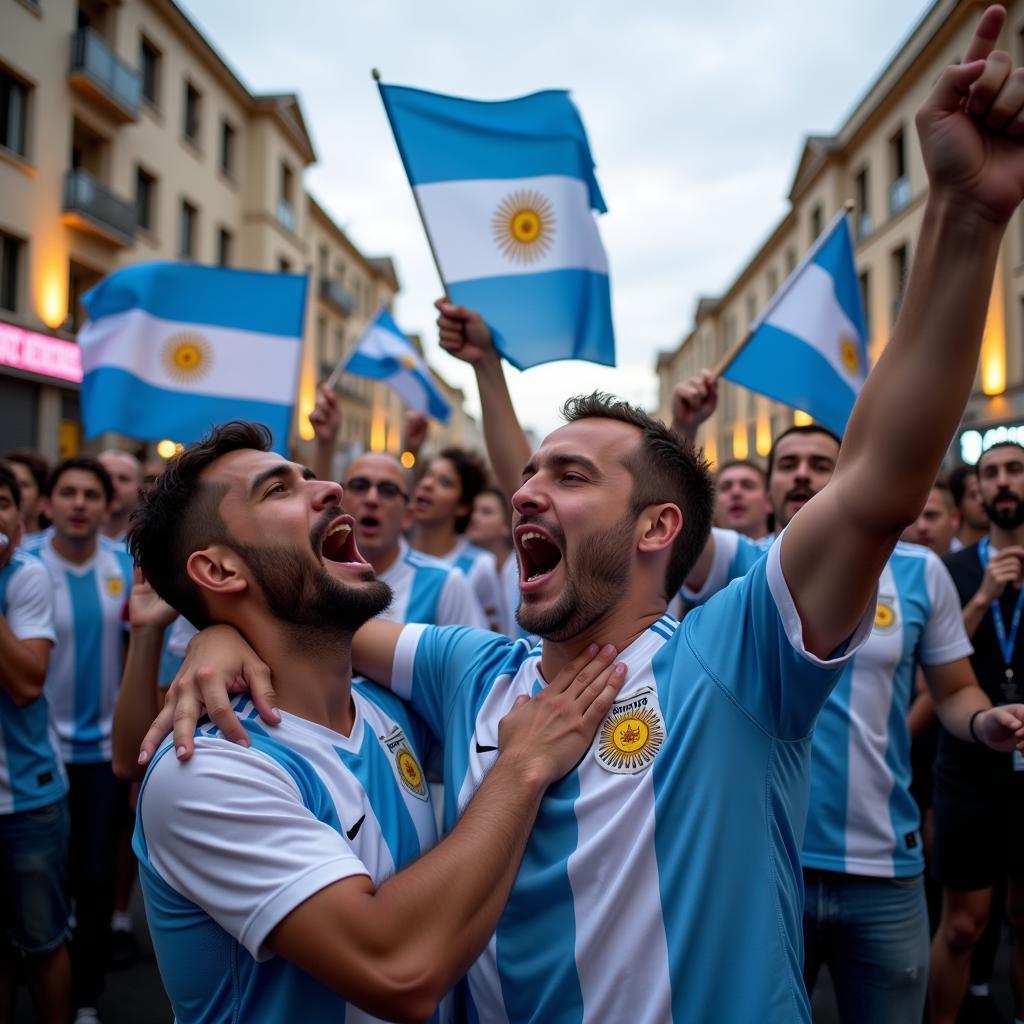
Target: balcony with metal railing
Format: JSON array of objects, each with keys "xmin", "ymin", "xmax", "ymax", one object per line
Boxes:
[
  {"xmin": 62, "ymin": 169, "xmax": 137, "ymax": 246},
  {"xmin": 68, "ymin": 27, "xmax": 142, "ymax": 122},
  {"xmin": 318, "ymin": 276, "xmax": 355, "ymax": 315}
]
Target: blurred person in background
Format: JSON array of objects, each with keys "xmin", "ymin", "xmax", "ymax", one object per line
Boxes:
[
  {"xmin": 951, "ymin": 464, "xmax": 989, "ymax": 552},
  {"xmin": 97, "ymin": 452, "xmax": 143, "ymax": 545},
  {"xmin": 4, "ymin": 451, "xmax": 50, "ymax": 536}
]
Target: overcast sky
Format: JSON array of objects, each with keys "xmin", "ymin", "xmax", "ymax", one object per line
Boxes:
[{"xmin": 181, "ymin": 0, "xmax": 931, "ymax": 438}]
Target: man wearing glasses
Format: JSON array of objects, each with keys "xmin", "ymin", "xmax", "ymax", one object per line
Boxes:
[{"xmin": 341, "ymin": 453, "xmax": 485, "ymax": 629}]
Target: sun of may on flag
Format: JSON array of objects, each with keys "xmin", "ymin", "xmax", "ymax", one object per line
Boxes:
[
  {"xmin": 78, "ymin": 262, "xmax": 307, "ymax": 454},
  {"xmin": 377, "ymin": 82, "xmax": 615, "ymax": 371},
  {"xmin": 342, "ymin": 308, "xmax": 452, "ymax": 424},
  {"xmin": 721, "ymin": 209, "xmax": 868, "ymax": 437}
]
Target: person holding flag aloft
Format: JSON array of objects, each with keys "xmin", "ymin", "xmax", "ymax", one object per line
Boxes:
[{"xmin": 141, "ymin": 8, "xmax": 1024, "ymax": 1021}]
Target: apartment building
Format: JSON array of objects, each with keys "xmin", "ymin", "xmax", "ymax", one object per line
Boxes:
[
  {"xmin": 0, "ymin": 0, "xmax": 441, "ymax": 463},
  {"xmin": 655, "ymin": 0, "xmax": 1024, "ymax": 469}
]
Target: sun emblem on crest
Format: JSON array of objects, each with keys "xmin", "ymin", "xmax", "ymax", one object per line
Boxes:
[
  {"xmin": 105, "ymin": 576, "xmax": 125, "ymax": 598},
  {"xmin": 491, "ymin": 190, "xmax": 556, "ymax": 264},
  {"xmin": 874, "ymin": 601, "xmax": 897, "ymax": 633},
  {"xmin": 162, "ymin": 331, "xmax": 212, "ymax": 384},
  {"xmin": 394, "ymin": 746, "xmax": 427, "ymax": 800},
  {"xmin": 596, "ymin": 688, "xmax": 666, "ymax": 775},
  {"xmin": 839, "ymin": 334, "xmax": 860, "ymax": 376}
]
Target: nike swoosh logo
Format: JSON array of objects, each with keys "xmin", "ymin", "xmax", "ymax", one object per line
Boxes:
[
  {"xmin": 346, "ymin": 815, "xmax": 365, "ymax": 841},
  {"xmin": 475, "ymin": 741, "xmax": 498, "ymax": 753}
]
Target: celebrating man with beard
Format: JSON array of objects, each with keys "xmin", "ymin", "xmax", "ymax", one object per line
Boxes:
[
  {"xmin": 139, "ymin": 9, "xmax": 1024, "ymax": 1020},
  {"xmin": 125, "ymin": 422, "xmax": 623, "ymax": 1023},
  {"xmin": 930, "ymin": 441, "xmax": 1024, "ymax": 1023}
]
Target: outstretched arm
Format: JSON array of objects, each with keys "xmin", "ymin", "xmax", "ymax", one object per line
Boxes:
[
  {"xmin": 436, "ymin": 300, "xmax": 531, "ymax": 502},
  {"xmin": 309, "ymin": 383, "xmax": 342, "ymax": 483},
  {"xmin": 783, "ymin": 6, "xmax": 1024, "ymax": 657}
]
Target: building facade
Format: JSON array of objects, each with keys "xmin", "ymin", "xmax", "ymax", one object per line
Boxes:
[
  {"xmin": 0, "ymin": 0, "xmax": 452, "ymax": 465},
  {"xmin": 655, "ymin": 0, "xmax": 1024, "ymax": 469}
]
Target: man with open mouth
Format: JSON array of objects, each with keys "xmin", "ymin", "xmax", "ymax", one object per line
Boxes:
[
  {"xmin": 140, "ymin": 11, "xmax": 1024, "ymax": 1020},
  {"xmin": 123, "ymin": 420, "xmax": 623, "ymax": 1023}
]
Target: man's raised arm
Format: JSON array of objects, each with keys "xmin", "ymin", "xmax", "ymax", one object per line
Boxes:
[
  {"xmin": 783, "ymin": 5, "xmax": 1024, "ymax": 657},
  {"xmin": 435, "ymin": 299, "xmax": 531, "ymax": 501}
]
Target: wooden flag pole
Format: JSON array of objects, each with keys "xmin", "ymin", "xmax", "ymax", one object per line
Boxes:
[
  {"xmin": 711, "ymin": 199, "xmax": 856, "ymax": 380},
  {"xmin": 373, "ymin": 68, "xmax": 451, "ymax": 300}
]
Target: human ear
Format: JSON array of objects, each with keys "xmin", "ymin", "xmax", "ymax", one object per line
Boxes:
[
  {"xmin": 637, "ymin": 503, "xmax": 683, "ymax": 554},
  {"xmin": 187, "ymin": 546, "xmax": 248, "ymax": 597}
]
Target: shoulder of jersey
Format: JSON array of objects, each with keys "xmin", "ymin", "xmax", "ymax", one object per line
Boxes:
[
  {"xmin": 19, "ymin": 531, "xmax": 48, "ymax": 554},
  {"xmin": 892, "ymin": 539, "xmax": 934, "ymax": 562},
  {"xmin": 405, "ymin": 548, "xmax": 458, "ymax": 574},
  {"xmin": 9, "ymin": 546, "xmax": 42, "ymax": 568}
]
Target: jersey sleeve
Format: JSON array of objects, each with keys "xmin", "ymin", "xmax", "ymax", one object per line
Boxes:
[
  {"xmin": 391, "ymin": 623, "xmax": 513, "ymax": 742},
  {"xmin": 5, "ymin": 561, "xmax": 56, "ymax": 643},
  {"xmin": 468, "ymin": 554, "xmax": 504, "ymax": 630},
  {"xmin": 436, "ymin": 570, "xmax": 488, "ymax": 629},
  {"xmin": 686, "ymin": 536, "xmax": 874, "ymax": 739},
  {"xmin": 680, "ymin": 528, "xmax": 765, "ymax": 607},
  {"xmin": 919, "ymin": 551, "xmax": 974, "ymax": 666},
  {"xmin": 137, "ymin": 739, "xmax": 368, "ymax": 961}
]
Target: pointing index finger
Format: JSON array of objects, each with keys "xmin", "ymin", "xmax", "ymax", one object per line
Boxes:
[{"xmin": 964, "ymin": 5, "xmax": 1006, "ymax": 64}]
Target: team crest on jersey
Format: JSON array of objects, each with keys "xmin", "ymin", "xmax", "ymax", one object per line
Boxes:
[
  {"xmin": 873, "ymin": 596, "xmax": 898, "ymax": 634},
  {"xmin": 105, "ymin": 575, "xmax": 125, "ymax": 598},
  {"xmin": 381, "ymin": 726, "xmax": 428, "ymax": 801},
  {"xmin": 595, "ymin": 686, "xmax": 666, "ymax": 775}
]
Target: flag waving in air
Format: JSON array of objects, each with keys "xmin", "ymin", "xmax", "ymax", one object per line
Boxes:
[
  {"xmin": 342, "ymin": 308, "xmax": 451, "ymax": 424},
  {"xmin": 721, "ymin": 210, "xmax": 868, "ymax": 437},
  {"xmin": 77, "ymin": 263, "xmax": 306, "ymax": 454},
  {"xmin": 378, "ymin": 82, "xmax": 615, "ymax": 370}
]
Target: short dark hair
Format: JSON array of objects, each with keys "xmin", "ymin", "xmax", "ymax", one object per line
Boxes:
[
  {"xmin": 3, "ymin": 449, "xmax": 49, "ymax": 494},
  {"xmin": 947, "ymin": 463, "xmax": 978, "ymax": 507},
  {"xmin": 46, "ymin": 456, "xmax": 114, "ymax": 504},
  {"xmin": 931, "ymin": 478, "xmax": 955, "ymax": 509},
  {"xmin": 977, "ymin": 441, "xmax": 1024, "ymax": 474},
  {"xmin": 715, "ymin": 459, "xmax": 766, "ymax": 486},
  {"xmin": 438, "ymin": 447, "xmax": 489, "ymax": 534},
  {"xmin": 766, "ymin": 424, "xmax": 842, "ymax": 480},
  {"xmin": 0, "ymin": 461, "xmax": 21, "ymax": 509},
  {"xmin": 128, "ymin": 421, "xmax": 273, "ymax": 629},
  {"xmin": 561, "ymin": 392, "xmax": 713, "ymax": 599}
]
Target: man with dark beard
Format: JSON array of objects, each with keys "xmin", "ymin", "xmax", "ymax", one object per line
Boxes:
[
  {"xmin": 930, "ymin": 441, "xmax": 1024, "ymax": 1023},
  {"xmin": 125, "ymin": 421, "xmax": 623, "ymax": 1023}
]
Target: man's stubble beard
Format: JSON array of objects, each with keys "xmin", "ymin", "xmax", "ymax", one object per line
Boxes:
[
  {"xmin": 983, "ymin": 492, "xmax": 1024, "ymax": 531},
  {"xmin": 236, "ymin": 541, "xmax": 392, "ymax": 638},
  {"xmin": 516, "ymin": 513, "xmax": 634, "ymax": 643}
]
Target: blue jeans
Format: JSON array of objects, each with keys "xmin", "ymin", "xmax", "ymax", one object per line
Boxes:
[
  {"xmin": 0, "ymin": 797, "xmax": 71, "ymax": 954},
  {"xmin": 803, "ymin": 868, "xmax": 929, "ymax": 1024}
]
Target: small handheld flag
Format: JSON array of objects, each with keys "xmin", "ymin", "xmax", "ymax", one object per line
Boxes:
[
  {"xmin": 719, "ymin": 209, "xmax": 867, "ymax": 437},
  {"xmin": 377, "ymin": 81, "xmax": 615, "ymax": 371},
  {"xmin": 78, "ymin": 263, "xmax": 307, "ymax": 454},
  {"xmin": 341, "ymin": 308, "xmax": 451, "ymax": 424}
]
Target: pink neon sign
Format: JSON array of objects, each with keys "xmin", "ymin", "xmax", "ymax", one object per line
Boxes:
[{"xmin": 0, "ymin": 322, "xmax": 82, "ymax": 383}]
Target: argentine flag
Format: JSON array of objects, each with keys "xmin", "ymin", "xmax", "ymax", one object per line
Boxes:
[
  {"xmin": 343, "ymin": 309, "xmax": 451, "ymax": 424},
  {"xmin": 78, "ymin": 263, "xmax": 306, "ymax": 454},
  {"xmin": 722, "ymin": 210, "xmax": 868, "ymax": 437},
  {"xmin": 378, "ymin": 83, "xmax": 614, "ymax": 370}
]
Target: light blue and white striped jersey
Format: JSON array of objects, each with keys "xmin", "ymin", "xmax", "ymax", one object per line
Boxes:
[
  {"xmin": 685, "ymin": 530, "xmax": 973, "ymax": 877},
  {"xmin": 806, "ymin": 542, "xmax": 971, "ymax": 877},
  {"xmin": 378, "ymin": 539, "xmax": 486, "ymax": 629},
  {"xmin": 669, "ymin": 526, "xmax": 766, "ymax": 617},
  {"xmin": 135, "ymin": 685, "xmax": 444, "ymax": 1024},
  {"xmin": 30, "ymin": 529, "xmax": 133, "ymax": 764},
  {"xmin": 430, "ymin": 538, "xmax": 503, "ymax": 630},
  {"xmin": 0, "ymin": 548, "xmax": 64, "ymax": 814},
  {"xmin": 392, "ymin": 541, "xmax": 873, "ymax": 1023}
]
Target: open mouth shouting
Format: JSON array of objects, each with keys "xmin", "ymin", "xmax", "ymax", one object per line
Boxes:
[
  {"xmin": 515, "ymin": 523, "xmax": 564, "ymax": 593},
  {"xmin": 314, "ymin": 513, "xmax": 374, "ymax": 580}
]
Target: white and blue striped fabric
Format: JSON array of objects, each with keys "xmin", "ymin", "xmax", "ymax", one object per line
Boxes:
[
  {"xmin": 0, "ymin": 549, "xmax": 64, "ymax": 814},
  {"xmin": 28, "ymin": 530, "xmax": 132, "ymax": 764},
  {"xmin": 686, "ymin": 530, "xmax": 973, "ymax": 878},
  {"xmin": 723, "ymin": 211, "xmax": 868, "ymax": 436},
  {"xmin": 344, "ymin": 309, "xmax": 451, "ymax": 423},
  {"xmin": 391, "ymin": 540, "xmax": 874, "ymax": 1022},
  {"xmin": 377, "ymin": 539, "xmax": 485, "ymax": 629},
  {"xmin": 378, "ymin": 84, "xmax": 614, "ymax": 370},
  {"xmin": 78, "ymin": 263, "xmax": 307, "ymax": 453},
  {"xmin": 135, "ymin": 689, "xmax": 445, "ymax": 1023}
]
